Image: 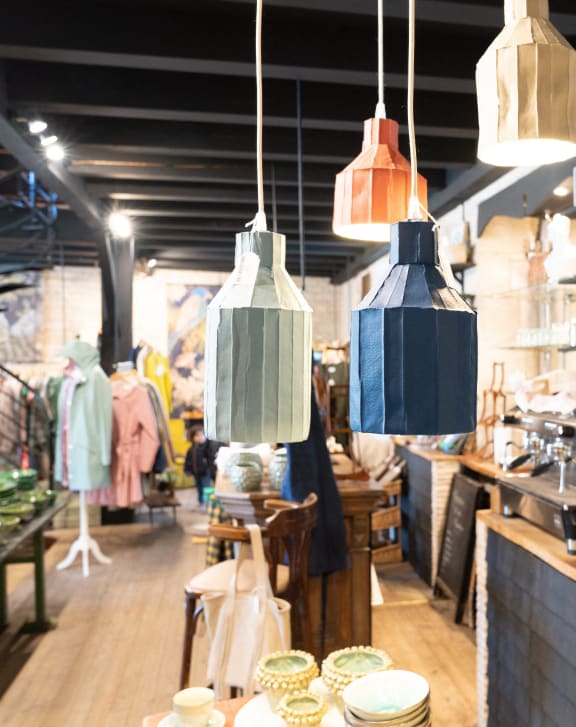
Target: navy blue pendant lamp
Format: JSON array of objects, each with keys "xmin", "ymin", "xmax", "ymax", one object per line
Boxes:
[{"xmin": 349, "ymin": 0, "xmax": 478, "ymax": 436}]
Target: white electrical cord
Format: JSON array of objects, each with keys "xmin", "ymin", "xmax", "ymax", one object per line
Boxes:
[
  {"xmin": 407, "ymin": 0, "xmax": 423, "ymax": 220},
  {"xmin": 247, "ymin": 0, "xmax": 268, "ymax": 232},
  {"xmin": 375, "ymin": 0, "xmax": 386, "ymax": 119}
]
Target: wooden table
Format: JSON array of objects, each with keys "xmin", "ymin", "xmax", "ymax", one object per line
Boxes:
[
  {"xmin": 143, "ymin": 696, "xmax": 252, "ymax": 726},
  {"xmin": 0, "ymin": 492, "xmax": 70, "ymax": 632}
]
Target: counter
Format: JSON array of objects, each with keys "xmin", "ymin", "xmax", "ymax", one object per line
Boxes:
[
  {"xmin": 476, "ymin": 511, "xmax": 576, "ymax": 727},
  {"xmin": 396, "ymin": 445, "xmax": 461, "ymax": 585}
]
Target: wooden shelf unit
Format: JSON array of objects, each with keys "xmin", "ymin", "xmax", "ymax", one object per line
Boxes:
[{"xmin": 371, "ymin": 479, "xmax": 403, "ymax": 565}]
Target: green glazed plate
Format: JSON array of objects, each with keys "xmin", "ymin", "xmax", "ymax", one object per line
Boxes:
[
  {"xmin": 0, "ymin": 514, "xmax": 21, "ymax": 543},
  {"xmin": 0, "ymin": 502, "xmax": 35, "ymax": 521}
]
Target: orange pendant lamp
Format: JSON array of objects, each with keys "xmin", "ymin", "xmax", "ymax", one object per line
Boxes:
[{"xmin": 332, "ymin": 0, "xmax": 427, "ymax": 242}]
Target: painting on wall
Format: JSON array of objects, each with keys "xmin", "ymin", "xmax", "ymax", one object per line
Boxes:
[
  {"xmin": 0, "ymin": 273, "xmax": 43, "ymax": 363},
  {"xmin": 167, "ymin": 284, "xmax": 220, "ymax": 418}
]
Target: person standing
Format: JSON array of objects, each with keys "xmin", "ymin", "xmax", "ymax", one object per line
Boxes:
[{"xmin": 184, "ymin": 427, "xmax": 213, "ymax": 507}]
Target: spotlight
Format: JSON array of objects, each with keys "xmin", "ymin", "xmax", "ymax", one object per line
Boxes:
[
  {"xmin": 147, "ymin": 258, "xmax": 158, "ymax": 269},
  {"xmin": 46, "ymin": 144, "xmax": 65, "ymax": 161},
  {"xmin": 108, "ymin": 212, "xmax": 133, "ymax": 239},
  {"xmin": 40, "ymin": 135, "xmax": 58, "ymax": 147},
  {"xmin": 28, "ymin": 120, "xmax": 47, "ymax": 135},
  {"xmin": 553, "ymin": 185, "xmax": 571, "ymax": 198}
]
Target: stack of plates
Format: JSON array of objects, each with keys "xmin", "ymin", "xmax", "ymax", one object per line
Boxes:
[{"xmin": 342, "ymin": 670, "xmax": 430, "ymax": 727}]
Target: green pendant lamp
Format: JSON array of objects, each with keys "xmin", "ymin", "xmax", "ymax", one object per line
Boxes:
[{"xmin": 204, "ymin": 0, "xmax": 313, "ymax": 444}]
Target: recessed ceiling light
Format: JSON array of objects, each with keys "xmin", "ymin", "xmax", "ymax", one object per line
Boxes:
[
  {"xmin": 147, "ymin": 258, "xmax": 158, "ymax": 269},
  {"xmin": 108, "ymin": 212, "xmax": 133, "ymax": 239},
  {"xmin": 553, "ymin": 185, "xmax": 571, "ymax": 197},
  {"xmin": 46, "ymin": 144, "xmax": 65, "ymax": 161},
  {"xmin": 28, "ymin": 120, "xmax": 47, "ymax": 135}
]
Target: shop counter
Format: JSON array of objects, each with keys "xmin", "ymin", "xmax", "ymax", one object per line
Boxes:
[
  {"xmin": 476, "ymin": 511, "xmax": 576, "ymax": 727},
  {"xmin": 396, "ymin": 445, "xmax": 461, "ymax": 585}
]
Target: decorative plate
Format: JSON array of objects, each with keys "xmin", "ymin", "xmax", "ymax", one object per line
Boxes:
[{"xmin": 157, "ymin": 708, "xmax": 225, "ymax": 727}]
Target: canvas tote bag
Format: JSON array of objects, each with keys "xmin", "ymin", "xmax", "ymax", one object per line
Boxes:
[{"xmin": 202, "ymin": 523, "xmax": 291, "ymax": 697}]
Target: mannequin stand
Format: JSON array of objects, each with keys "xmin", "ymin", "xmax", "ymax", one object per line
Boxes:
[{"xmin": 57, "ymin": 491, "xmax": 112, "ymax": 577}]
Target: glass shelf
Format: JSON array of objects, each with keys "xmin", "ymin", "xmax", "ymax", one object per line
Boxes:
[{"xmin": 475, "ymin": 280, "xmax": 576, "ymax": 301}]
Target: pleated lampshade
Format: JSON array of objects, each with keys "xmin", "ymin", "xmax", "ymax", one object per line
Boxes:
[
  {"xmin": 349, "ymin": 220, "xmax": 477, "ymax": 435},
  {"xmin": 204, "ymin": 229, "xmax": 312, "ymax": 444},
  {"xmin": 333, "ymin": 117, "xmax": 428, "ymax": 241},
  {"xmin": 476, "ymin": 0, "xmax": 576, "ymax": 167}
]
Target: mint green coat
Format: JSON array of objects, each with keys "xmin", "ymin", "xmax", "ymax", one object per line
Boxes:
[{"xmin": 54, "ymin": 341, "xmax": 113, "ymax": 491}]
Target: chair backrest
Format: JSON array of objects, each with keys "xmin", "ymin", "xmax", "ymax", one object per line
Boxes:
[{"xmin": 263, "ymin": 493, "xmax": 318, "ymax": 598}]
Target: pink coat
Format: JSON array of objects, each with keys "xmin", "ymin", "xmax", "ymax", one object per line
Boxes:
[{"xmin": 88, "ymin": 381, "xmax": 159, "ymax": 507}]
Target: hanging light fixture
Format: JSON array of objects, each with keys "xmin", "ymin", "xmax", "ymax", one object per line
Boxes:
[
  {"xmin": 349, "ymin": 0, "xmax": 478, "ymax": 435},
  {"xmin": 476, "ymin": 0, "xmax": 576, "ymax": 167},
  {"xmin": 204, "ymin": 0, "xmax": 312, "ymax": 444},
  {"xmin": 332, "ymin": 0, "xmax": 427, "ymax": 242}
]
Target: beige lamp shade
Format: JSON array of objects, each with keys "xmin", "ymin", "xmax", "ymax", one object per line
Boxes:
[
  {"xmin": 333, "ymin": 117, "xmax": 428, "ymax": 242},
  {"xmin": 204, "ymin": 229, "xmax": 312, "ymax": 444},
  {"xmin": 476, "ymin": 0, "xmax": 576, "ymax": 167}
]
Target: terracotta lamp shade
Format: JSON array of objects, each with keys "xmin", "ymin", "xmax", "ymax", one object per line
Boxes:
[
  {"xmin": 476, "ymin": 0, "xmax": 576, "ymax": 167},
  {"xmin": 204, "ymin": 230, "xmax": 312, "ymax": 444},
  {"xmin": 333, "ymin": 118, "xmax": 428, "ymax": 242},
  {"xmin": 349, "ymin": 220, "xmax": 477, "ymax": 435}
]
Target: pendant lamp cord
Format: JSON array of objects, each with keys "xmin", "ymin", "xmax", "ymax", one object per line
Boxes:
[
  {"xmin": 375, "ymin": 0, "xmax": 386, "ymax": 118},
  {"xmin": 247, "ymin": 0, "xmax": 268, "ymax": 232},
  {"xmin": 407, "ymin": 0, "xmax": 423, "ymax": 220}
]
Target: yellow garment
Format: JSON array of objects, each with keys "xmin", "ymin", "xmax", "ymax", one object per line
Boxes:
[{"xmin": 144, "ymin": 350, "xmax": 172, "ymax": 416}]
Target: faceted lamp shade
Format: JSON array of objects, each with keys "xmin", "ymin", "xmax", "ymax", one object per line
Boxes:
[
  {"xmin": 350, "ymin": 220, "xmax": 477, "ymax": 435},
  {"xmin": 204, "ymin": 230, "xmax": 312, "ymax": 444},
  {"xmin": 476, "ymin": 0, "xmax": 576, "ymax": 167},
  {"xmin": 333, "ymin": 118, "xmax": 428, "ymax": 242}
]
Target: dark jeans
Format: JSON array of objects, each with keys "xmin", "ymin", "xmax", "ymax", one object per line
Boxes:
[{"xmin": 196, "ymin": 473, "xmax": 211, "ymax": 504}]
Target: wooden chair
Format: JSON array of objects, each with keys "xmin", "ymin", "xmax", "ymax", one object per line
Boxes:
[{"xmin": 179, "ymin": 493, "xmax": 318, "ymax": 690}]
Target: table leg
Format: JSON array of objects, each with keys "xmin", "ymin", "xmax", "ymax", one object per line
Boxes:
[
  {"xmin": 0, "ymin": 561, "xmax": 7, "ymax": 631},
  {"xmin": 20, "ymin": 529, "xmax": 54, "ymax": 633}
]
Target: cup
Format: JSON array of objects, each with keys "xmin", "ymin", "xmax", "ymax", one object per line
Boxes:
[{"xmin": 172, "ymin": 687, "xmax": 215, "ymax": 727}]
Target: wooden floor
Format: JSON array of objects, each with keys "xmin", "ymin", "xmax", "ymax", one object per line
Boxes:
[{"xmin": 0, "ymin": 493, "xmax": 477, "ymax": 726}]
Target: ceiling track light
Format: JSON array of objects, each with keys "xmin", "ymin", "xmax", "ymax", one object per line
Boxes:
[
  {"xmin": 46, "ymin": 143, "xmax": 65, "ymax": 162},
  {"xmin": 28, "ymin": 119, "xmax": 47, "ymax": 135},
  {"xmin": 332, "ymin": 0, "xmax": 427, "ymax": 243},
  {"xmin": 476, "ymin": 0, "xmax": 576, "ymax": 167},
  {"xmin": 348, "ymin": 0, "xmax": 478, "ymax": 435},
  {"xmin": 204, "ymin": 0, "xmax": 312, "ymax": 444},
  {"xmin": 40, "ymin": 135, "xmax": 58, "ymax": 147},
  {"xmin": 108, "ymin": 212, "xmax": 133, "ymax": 240}
]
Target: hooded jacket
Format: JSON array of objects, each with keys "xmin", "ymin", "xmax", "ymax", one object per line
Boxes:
[{"xmin": 54, "ymin": 341, "xmax": 113, "ymax": 491}]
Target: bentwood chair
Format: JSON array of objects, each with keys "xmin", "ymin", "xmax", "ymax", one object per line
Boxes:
[{"xmin": 179, "ymin": 493, "xmax": 318, "ymax": 689}]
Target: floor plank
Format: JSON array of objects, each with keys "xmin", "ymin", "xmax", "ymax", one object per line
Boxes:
[{"xmin": 0, "ymin": 497, "xmax": 477, "ymax": 726}]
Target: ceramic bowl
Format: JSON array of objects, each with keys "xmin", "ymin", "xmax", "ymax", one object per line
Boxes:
[
  {"xmin": 0, "ymin": 502, "xmax": 35, "ymax": 522},
  {"xmin": 342, "ymin": 670, "xmax": 430, "ymax": 722},
  {"xmin": 343, "ymin": 705, "xmax": 431, "ymax": 727},
  {"xmin": 19, "ymin": 489, "xmax": 49, "ymax": 514},
  {"xmin": 0, "ymin": 515, "xmax": 21, "ymax": 543},
  {"xmin": 322, "ymin": 646, "xmax": 394, "ymax": 699},
  {"xmin": 10, "ymin": 469, "xmax": 38, "ymax": 490},
  {"xmin": 0, "ymin": 480, "xmax": 17, "ymax": 502},
  {"xmin": 255, "ymin": 650, "xmax": 319, "ymax": 710},
  {"xmin": 276, "ymin": 690, "xmax": 327, "ymax": 726}
]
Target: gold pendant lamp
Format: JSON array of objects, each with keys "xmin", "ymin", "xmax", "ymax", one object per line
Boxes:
[{"xmin": 476, "ymin": 0, "xmax": 576, "ymax": 167}]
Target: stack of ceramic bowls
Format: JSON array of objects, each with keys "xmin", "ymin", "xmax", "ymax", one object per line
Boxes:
[{"xmin": 342, "ymin": 670, "xmax": 430, "ymax": 727}]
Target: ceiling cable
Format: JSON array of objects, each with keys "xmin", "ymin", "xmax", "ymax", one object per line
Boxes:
[
  {"xmin": 407, "ymin": 0, "xmax": 423, "ymax": 220},
  {"xmin": 376, "ymin": 0, "xmax": 386, "ymax": 118},
  {"xmin": 247, "ymin": 0, "xmax": 267, "ymax": 232}
]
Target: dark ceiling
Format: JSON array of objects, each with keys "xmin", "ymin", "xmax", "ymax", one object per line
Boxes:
[{"xmin": 0, "ymin": 0, "xmax": 575, "ymax": 281}]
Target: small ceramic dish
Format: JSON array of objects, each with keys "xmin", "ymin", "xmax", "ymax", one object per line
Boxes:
[
  {"xmin": 0, "ymin": 502, "xmax": 35, "ymax": 522},
  {"xmin": 0, "ymin": 480, "xmax": 17, "ymax": 502},
  {"xmin": 0, "ymin": 515, "xmax": 21, "ymax": 543},
  {"xmin": 10, "ymin": 469, "xmax": 38, "ymax": 490},
  {"xmin": 322, "ymin": 646, "xmax": 394, "ymax": 698},
  {"xmin": 276, "ymin": 690, "xmax": 327, "ymax": 726},
  {"xmin": 19, "ymin": 490, "xmax": 49, "ymax": 513},
  {"xmin": 342, "ymin": 670, "xmax": 430, "ymax": 722},
  {"xmin": 255, "ymin": 650, "xmax": 319, "ymax": 710},
  {"xmin": 344, "ymin": 704, "xmax": 431, "ymax": 727},
  {"xmin": 157, "ymin": 708, "xmax": 225, "ymax": 727}
]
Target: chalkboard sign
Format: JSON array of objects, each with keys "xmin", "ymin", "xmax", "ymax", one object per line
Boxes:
[{"xmin": 436, "ymin": 473, "xmax": 488, "ymax": 623}]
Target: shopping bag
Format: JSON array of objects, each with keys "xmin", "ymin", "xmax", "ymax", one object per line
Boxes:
[{"xmin": 203, "ymin": 523, "xmax": 291, "ymax": 698}]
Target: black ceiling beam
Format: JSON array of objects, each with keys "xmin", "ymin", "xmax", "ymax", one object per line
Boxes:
[
  {"xmin": 120, "ymin": 206, "xmax": 333, "ymax": 222},
  {"xmin": 31, "ymin": 103, "xmax": 477, "ymax": 141},
  {"xmin": 226, "ymin": 0, "xmax": 576, "ymax": 33},
  {"xmin": 0, "ymin": 46, "xmax": 475, "ymax": 96}
]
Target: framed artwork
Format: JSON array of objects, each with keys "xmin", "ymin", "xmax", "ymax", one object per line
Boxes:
[{"xmin": 167, "ymin": 284, "xmax": 219, "ymax": 418}]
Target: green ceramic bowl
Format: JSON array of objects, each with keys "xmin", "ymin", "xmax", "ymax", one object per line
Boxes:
[
  {"xmin": 0, "ymin": 502, "xmax": 35, "ymax": 522},
  {"xmin": 19, "ymin": 489, "xmax": 49, "ymax": 514},
  {"xmin": 0, "ymin": 515, "xmax": 21, "ymax": 543},
  {"xmin": 0, "ymin": 480, "xmax": 17, "ymax": 502},
  {"xmin": 10, "ymin": 469, "xmax": 38, "ymax": 491},
  {"xmin": 44, "ymin": 489, "xmax": 58, "ymax": 506}
]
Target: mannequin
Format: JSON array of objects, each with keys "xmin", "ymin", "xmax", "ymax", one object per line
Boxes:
[{"xmin": 54, "ymin": 340, "xmax": 113, "ymax": 577}]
